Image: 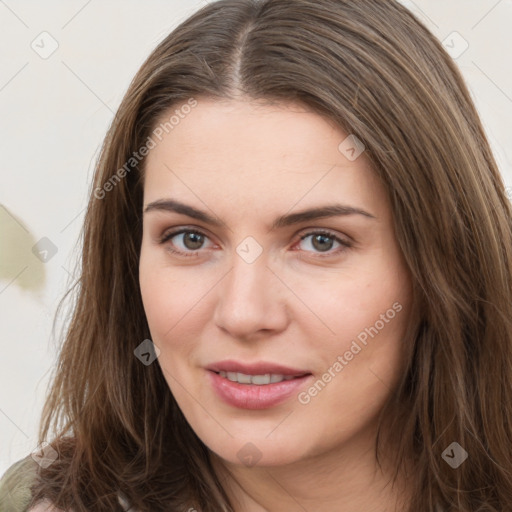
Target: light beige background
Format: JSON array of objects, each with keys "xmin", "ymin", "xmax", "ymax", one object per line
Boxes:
[{"xmin": 1, "ymin": 0, "xmax": 511, "ymax": 476}]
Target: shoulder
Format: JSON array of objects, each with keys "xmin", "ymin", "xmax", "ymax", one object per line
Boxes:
[
  {"xmin": 0, "ymin": 456, "xmax": 63, "ymax": 512},
  {"xmin": 0, "ymin": 454, "xmax": 136, "ymax": 512},
  {"xmin": 0, "ymin": 456, "xmax": 38, "ymax": 511}
]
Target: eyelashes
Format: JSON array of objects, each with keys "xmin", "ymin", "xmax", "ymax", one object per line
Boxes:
[
  {"xmin": 297, "ymin": 230, "xmax": 352, "ymax": 256},
  {"xmin": 159, "ymin": 229, "xmax": 213, "ymax": 258},
  {"xmin": 158, "ymin": 227, "xmax": 353, "ymax": 259}
]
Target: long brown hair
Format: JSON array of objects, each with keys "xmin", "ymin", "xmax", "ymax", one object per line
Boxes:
[{"xmin": 31, "ymin": 0, "xmax": 512, "ymax": 510}]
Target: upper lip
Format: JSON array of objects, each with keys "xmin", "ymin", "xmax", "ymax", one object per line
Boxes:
[{"xmin": 206, "ymin": 359, "xmax": 311, "ymax": 376}]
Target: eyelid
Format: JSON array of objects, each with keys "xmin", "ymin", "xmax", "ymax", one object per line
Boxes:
[
  {"xmin": 297, "ymin": 228, "xmax": 352, "ymax": 244},
  {"xmin": 295, "ymin": 229, "xmax": 353, "ymax": 258},
  {"xmin": 158, "ymin": 225, "xmax": 353, "ymax": 257},
  {"xmin": 158, "ymin": 226, "xmax": 213, "ymax": 245}
]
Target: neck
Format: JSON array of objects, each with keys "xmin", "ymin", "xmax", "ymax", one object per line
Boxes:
[{"xmin": 210, "ymin": 425, "xmax": 413, "ymax": 512}]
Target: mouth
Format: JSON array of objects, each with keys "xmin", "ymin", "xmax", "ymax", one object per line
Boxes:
[
  {"xmin": 211, "ymin": 370, "xmax": 309, "ymax": 385},
  {"xmin": 205, "ymin": 361, "xmax": 313, "ymax": 409}
]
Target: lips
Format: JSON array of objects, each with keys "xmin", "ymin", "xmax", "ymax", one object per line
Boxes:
[
  {"xmin": 205, "ymin": 359, "xmax": 310, "ymax": 377},
  {"xmin": 205, "ymin": 359, "xmax": 313, "ymax": 409}
]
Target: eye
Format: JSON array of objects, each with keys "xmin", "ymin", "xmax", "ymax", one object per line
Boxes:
[
  {"xmin": 158, "ymin": 227, "xmax": 352, "ymax": 259},
  {"xmin": 295, "ymin": 230, "xmax": 352, "ymax": 257},
  {"xmin": 159, "ymin": 228, "xmax": 214, "ymax": 257}
]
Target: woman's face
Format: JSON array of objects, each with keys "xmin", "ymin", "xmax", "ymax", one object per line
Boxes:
[{"xmin": 139, "ymin": 98, "xmax": 412, "ymax": 467}]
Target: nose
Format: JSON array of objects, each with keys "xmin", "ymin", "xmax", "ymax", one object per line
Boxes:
[{"xmin": 213, "ymin": 249, "xmax": 290, "ymax": 340}]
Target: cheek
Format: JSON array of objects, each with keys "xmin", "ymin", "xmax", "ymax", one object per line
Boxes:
[
  {"xmin": 293, "ymin": 264, "xmax": 406, "ymax": 339},
  {"xmin": 139, "ymin": 243, "xmax": 183, "ymax": 321},
  {"xmin": 139, "ymin": 262, "xmax": 170, "ymax": 337},
  {"xmin": 296, "ymin": 283, "xmax": 409, "ymax": 437},
  {"xmin": 139, "ymin": 251, "xmax": 187, "ymax": 348},
  {"xmin": 139, "ymin": 250, "xmax": 215, "ymax": 363},
  {"xmin": 310, "ymin": 288, "xmax": 408, "ymax": 379},
  {"xmin": 296, "ymin": 252, "xmax": 411, "ymax": 381}
]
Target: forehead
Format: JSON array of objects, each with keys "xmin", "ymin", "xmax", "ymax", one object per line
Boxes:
[
  {"xmin": 142, "ymin": 98, "xmax": 387, "ymax": 218},
  {"xmin": 147, "ymin": 98, "xmax": 347, "ymax": 169}
]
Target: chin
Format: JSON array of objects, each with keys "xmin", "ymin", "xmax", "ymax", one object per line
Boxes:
[{"xmin": 201, "ymin": 430, "xmax": 317, "ymax": 469}]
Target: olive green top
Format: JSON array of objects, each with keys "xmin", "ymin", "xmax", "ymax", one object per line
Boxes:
[
  {"xmin": 1, "ymin": 457, "xmax": 446, "ymax": 512},
  {"xmin": 0, "ymin": 457, "xmax": 38, "ymax": 512},
  {"xmin": 0, "ymin": 458, "xmax": 136, "ymax": 512}
]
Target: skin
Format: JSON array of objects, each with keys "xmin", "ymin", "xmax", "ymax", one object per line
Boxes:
[
  {"xmin": 139, "ymin": 98, "xmax": 414, "ymax": 512},
  {"xmin": 29, "ymin": 502, "xmax": 60, "ymax": 512}
]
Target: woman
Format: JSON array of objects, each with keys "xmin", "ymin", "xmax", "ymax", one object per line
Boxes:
[{"xmin": 1, "ymin": 0, "xmax": 511, "ymax": 510}]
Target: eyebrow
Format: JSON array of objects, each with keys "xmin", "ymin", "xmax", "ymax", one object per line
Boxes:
[{"xmin": 143, "ymin": 198, "xmax": 376, "ymax": 230}]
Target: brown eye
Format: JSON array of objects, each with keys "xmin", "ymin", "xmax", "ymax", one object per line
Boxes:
[
  {"xmin": 159, "ymin": 229, "xmax": 213, "ymax": 257},
  {"xmin": 311, "ymin": 233, "xmax": 335, "ymax": 252},
  {"xmin": 181, "ymin": 232, "xmax": 205, "ymax": 250},
  {"xmin": 297, "ymin": 230, "xmax": 352, "ymax": 256}
]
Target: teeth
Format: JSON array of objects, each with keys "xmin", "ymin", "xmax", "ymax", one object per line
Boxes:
[
  {"xmin": 251, "ymin": 374, "xmax": 271, "ymax": 385},
  {"xmin": 217, "ymin": 371, "xmax": 297, "ymax": 385},
  {"xmin": 237, "ymin": 372, "xmax": 252, "ymax": 384}
]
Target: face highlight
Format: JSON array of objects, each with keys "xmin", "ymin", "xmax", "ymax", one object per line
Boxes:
[{"xmin": 138, "ymin": 98, "xmax": 412, "ymax": 469}]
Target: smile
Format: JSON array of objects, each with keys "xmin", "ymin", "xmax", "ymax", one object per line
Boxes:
[
  {"xmin": 207, "ymin": 369, "xmax": 313, "ymax": 410},
  {"xmin": 215, "ymin": 371, "xmax": 298, "ymax": 385}
]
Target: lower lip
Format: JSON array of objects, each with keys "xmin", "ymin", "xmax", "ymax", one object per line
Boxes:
[{"xmin": 207, "ymin": 370, "xmax": 312, "ymax": 410}]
